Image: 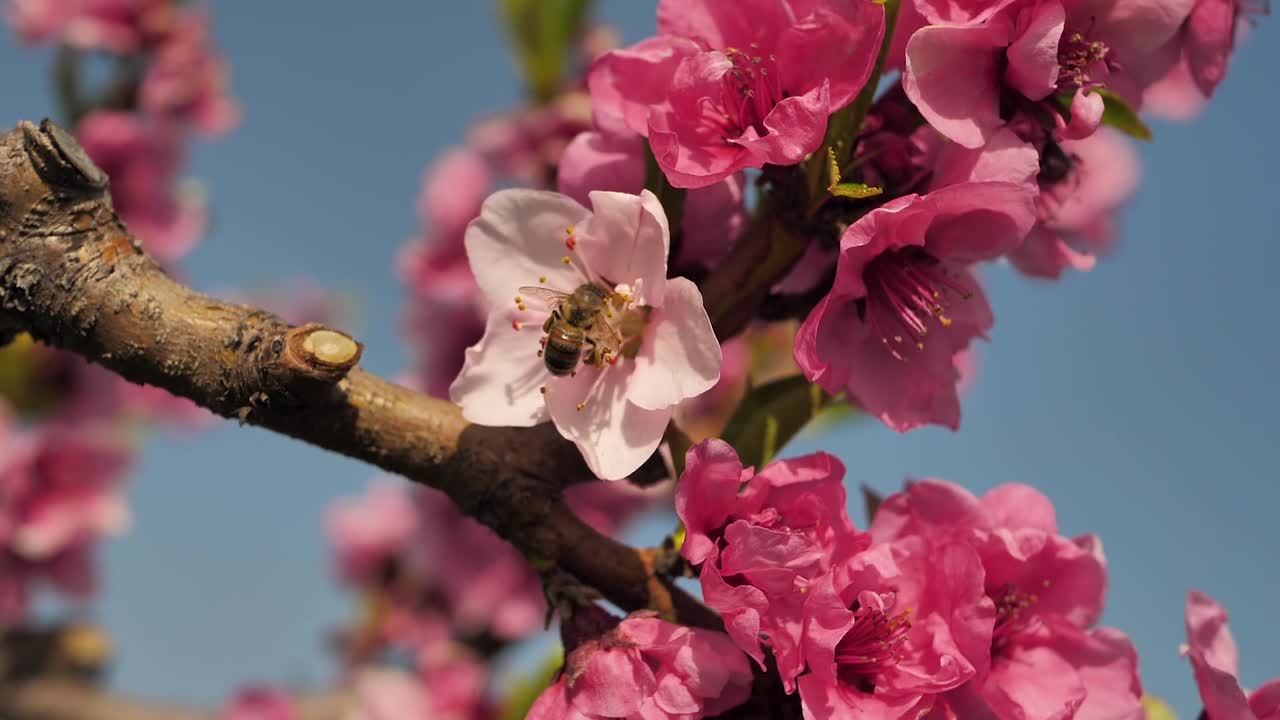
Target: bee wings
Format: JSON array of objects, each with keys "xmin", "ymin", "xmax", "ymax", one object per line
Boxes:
[{"xmin": 517, "ymin": 286, "xmax": 571, "ymax": 309}]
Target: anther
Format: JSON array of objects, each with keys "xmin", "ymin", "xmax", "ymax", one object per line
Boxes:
[
  {"xmin": 562, "ymin": 256, "xmax": 572, "ymax": 265},
  {"xmin": 512, "ymin": 320, "xmax": 521, "ymax": 330},
  {"xmin": 566, "ymin": 236, "xmax": 577, "ymax": 250}
]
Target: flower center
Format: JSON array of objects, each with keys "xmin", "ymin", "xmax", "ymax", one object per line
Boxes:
[
  {"xmin": 834, "ymin": 598, "xmax": 913, "ymax": 693},
  {"xmin": 990, "ymin": 583, "xmax": 1041, "ymax": 653},
  {"xmin": 857, "ymin": 247, "xmax": 971, "ymax": 359},
  {"xmin": 720, "ymin": 44, "xmax": 784, "ymax": 136},
  {"xmin": 1056, "ymin": 31, "xmax": 1111, "ymax": 94}
]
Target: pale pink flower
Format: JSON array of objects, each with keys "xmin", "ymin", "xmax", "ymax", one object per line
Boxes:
[
  {"xmin": 220, "ymin": 686, "xmax": 296, "ymax": 720},
  {"xmin": 794, "ymin": 181, "xmax": 1036, "ymax": 431},
  {"xmin": 5, "ymin": 0, "xmax": 169, "ymax": 52},
  {"xmin": 526, "ymin": 612, "xmax": 753, "ymax": 720},
  {"xmin": 675, "ymin": 439, "xmax": 866, "ymax": 687},
  {"xmin": 1183, "ymin": 591, "xmax": 1280, "ymax": 720},
  {"xmin": 450, "ymin": 189, "xmax": 721, "ymax": 480},
  {"xmin": 872, "ymin": 479, "xmax": 1143, "ymax": 720},
  {"xmin": 903, "ymin": 0, "xmax": 1195, "ymax": 147},
  {"xmin": 589, "ymin": 0, "xmax": 885, "ymax": 187},
  {"xmin": 557, "ymin": 130, "xmax": 746, "ymax": 269},
  {"xmin": 139, "ymin": 7, "xmax": 240, "ymax": 137},
  {"xmin": 76, "ymin": 111, "xmax": 205, "ymax": 264}
]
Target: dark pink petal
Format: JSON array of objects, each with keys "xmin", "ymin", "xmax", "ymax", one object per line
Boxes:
[
  {"xmin": 1041, "ymin": 623, "xmax": 1144, "ymax": 720},
  {"xmin": 570, "ymin": 646, "xmax": 656, "ymax": 716},
  {"xmin": 904, "ymin": 22, "xmax": 1011, "ymax": 148},
  {"xmin": 1004, "ymin": 0, "xmax": 1066, "ymax": 101},
  {"xmin": 700, "ymin": 561, "xmax": 771, "ymax": 669},
  {"xmin": 733, "ymin": 84, "xmax": 831, "ymax": 168},
  {"xmin": 1250, "ymin": 679, "xmax": 1280, "ymax": 720},
  {"xmin": 656, "ymin": 0, "xmax": 791, "ymax": 49},
  {"xmin": 775, "ymin": 0, "xmax": 885, "ymax": 106},
  {"xmin": 1185, "ymin": 591, "xmax": 1255, "ymax": 719},
  {"xmin": 923, "ymin": 182, "xmax": 1038, "ymax": 263},
  {"xmin": 1186, "ymin": 0, "xmax": 1238, "ymax": 96},
  {"xmin": 870, "ymin": 478, "xmax": 988, "ymax": 543},
  {"xmin": 980, "ymin": 484, "xmax": 1059, "ymax": 534},
  {"xmin": 980, "ymin": 644, "xmax": 1087, "ymax": 720},
  {"xmin": 675, "ymin": 439, "xmax": 746, "ymax": 566}
]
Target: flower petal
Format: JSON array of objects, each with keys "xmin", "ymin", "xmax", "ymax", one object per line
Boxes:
[
  {"xmin": 1004, "ymin": 0, "xmax": 1066, "ymax": 101},
  {"xmin": 904, "ymin": 22, "xmax": 1009, "ymax": 148},
  {"xmin": 450, "ymin": 310, "xmax": 550, "ymax": 427},
  {"xmin": 465, "ymin": 189, "xmax": 593, "ymax": 308},
  {"xmin": 629, "ymin": 277, "xmax": 720, "ymax": 411},
  {"xmin": 545, "ymin": 366, "xmax": 672, "ymax": 480},
  {"xmin": 580, "ymin": 190, "xmax": 670, "ymax": 306}
]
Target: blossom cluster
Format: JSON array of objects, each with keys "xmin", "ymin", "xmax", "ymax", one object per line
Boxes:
[
  {"xmin": 440, "ymin": 0, "xmax": 1258, "ymax": 483},
  {"xmin": 322, "ymin": 477, "xmax": 662, "ymax": 718},
  {"xmin": 0, "ymin": 0, "xmax": 238, "ymax": 624}
]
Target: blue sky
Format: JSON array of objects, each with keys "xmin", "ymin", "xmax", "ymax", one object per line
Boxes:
[{"xmin": 2, "ymin": 2, "xmax": 1277, "ymax": 714}]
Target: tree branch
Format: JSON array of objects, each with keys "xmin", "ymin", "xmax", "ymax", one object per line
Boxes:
[{"xmin": 0, "ymin": 119, "xmax": 717, "ymax": 634}]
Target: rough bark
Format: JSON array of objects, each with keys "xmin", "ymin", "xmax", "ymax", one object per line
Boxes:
[{"xmin": 0, "ymin": 119, "xmax": 715, "ymax": 627}]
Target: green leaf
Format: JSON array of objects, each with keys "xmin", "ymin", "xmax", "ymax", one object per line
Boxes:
[
  {"xmin": 721, "ymin": 375, "xmax": 831, "ymax": 468},
  {"xmin": 497, "ymin": 0, "xmax": 592, "ymax": 104},
  {"xmin": 1141, "ymin": 695, "xmax": 1177, "ymax": 720},
  {"xmin": 1096, "ymin": 88, "xmax": 1153, "ymax": 141},
  {"xmin": 829, "ymin": 182, "xmax": 884, "ymax": 199}
]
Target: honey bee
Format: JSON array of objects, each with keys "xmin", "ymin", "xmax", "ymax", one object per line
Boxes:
[{"xmin": 518, "ymin": 284, "xmax": 623, "ymax": 376}]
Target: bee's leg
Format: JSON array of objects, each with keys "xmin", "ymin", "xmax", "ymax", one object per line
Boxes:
[
  {"xmin": 542, "ymin": 313, "xmax": 555, "ymax": 334},
  {"xmin": 584, "ymin": 339, "xmax": 603, "ymax": 368}
]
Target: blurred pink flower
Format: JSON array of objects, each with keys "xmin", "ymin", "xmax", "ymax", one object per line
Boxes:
[
  {"xmin": 221, "ymin": 686, "xmax": 296, "ymax": 720},
  {"xmin": 795, "ymin": 182, "xmax": 1036, "ymax": 431},
  {"xmin": 1139, "ymin": 0, "xmax": 1264, "ymax": 119},
  {"xmin": 872, "ymin": 479, "xmax": 1143, "ymax": 720},
  {"xmin": 139, "ymin": 7, "xmax": 240, "ymax": 137},
  {"xmin": 450, "ymin": 189, "xmax": 720, "ymax": 480},
  {"xmin": 347, "ymin": 662, "xmax": 494, "ymax": 720},
  {"xmin": 557, "ymin": 130, "xmax": 745, "ymax": 269},
  {"xmin": 675, "ymin": 439, "xmax": 866, "ymax": 687},
  {"xmin": 5, "ymin": 0, "xmax": 169, "ymax": 52},
  {"xmin": 468, "ymin": 91, "xmax": 595, "ymax": 186},
  {"xmin": 527, "ymin": 612, "xmax": 753, "ymax": 720},
  {"xmin": 76, "ymin": 111, "xmax": 205, "ymax": 264},
  {"xmin": 563, "ymin": 479, "xmax": 663, "ymax": 537},
  {"xmin": 0, "ymin": 416, "xmax": 132, "ymax": 623},
  {"xmin": 400, "ymin": 148, "xmax": 492, "ymax": 399},
  {"xmin": 326, "ymin": 480, "xmax": 418, "ymax": 588},
  {"xmin": 1183, "ymin": 591, "xmax": 1280, "ymax": 720},
  {"xmin": 589, "ymin": 0, "xmax": 885, "ymax": 188}
]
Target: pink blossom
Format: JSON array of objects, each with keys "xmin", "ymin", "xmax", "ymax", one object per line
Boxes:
[
  {"xmin": 1138, "ymin": 0, "xmax": 1263, "ymax": 119},
  {"xmin": 796, "ymin": 537, "xmax": 992, "ymax": 718},
  {"xmin": 347, "ymin": 662, "xmax": 493, "ymax": 720},
  {"xmin": 557, "ymin": 130, "xmax": 746, "ymax": 269},
  {"xmin": 1014, "ymin": 129, "xmax": 1141, "ymax": 279},
  {"xmin": 468, "ymin": 91, "xmax": 595, "ymax": 186},
  {"xmin": 325, "ymin": 480, "xmax": 418, "ymax": 587},
  {"xmin": 872, "ymin": 479, "xmax": 1144, "ymax": 720},
  {"xmin": 527, "ymin": 612, "xmax": 753, "ymax": 720},
  {"xmin": 902, "ymin": 0, "xmax": 1195, "ymax": 148},
  {"xmin": 139, "ymin": 7, "xmax": 240, "ymax": 137},
  {"xmin": 5, "ymin": 0, "xmax": 169, "ymax": 52},
  {"xmin": 794, "ymin": 182, "xmax": 1036, "ymax": 431},
  {"xmin": 930, "ymin": 125, "xmax": 1140, "ymax": 279},
  {"xmin": 1183, "ymin": 591, "xmax": 1280, "ymax": 720},
  {"xmin": 589, "ymin": 0, "xmax": 885, "ymax": 188},
  {"xmin": 563, "ymin": 479, "xmax": 664, "ymax": 537},
  {"xmin": 450, "ymin": 189, "xmax": 721, "ymax": 480},
  {"xmin": 400, "ymin": 149, "xmax": 493, "ymax": 398},
  {"xmin": 675, "ymin": 439, "xmax": 866, "ymax": 686},
  {"xmin": 220, "ymin": 686, "xmax": 296, "ymax": 720},
  {"xmin": 326, "ymin": 479, "xmax": 544, "ymax": 641},
  {"xmin": 0, "ymin": 417, "xmax": 132, "ymax": 623},
  {"xmin": 76, "ymin": 111, "xmax": 205, "ymax": 264}
]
